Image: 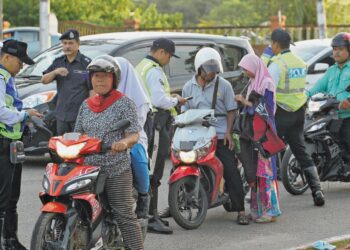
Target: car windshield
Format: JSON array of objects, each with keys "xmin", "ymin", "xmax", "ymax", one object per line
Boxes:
[
  {"xmin": 17, "ymin": 40, "xmax": 120, "ymax": 77},
  {"xmin": 291, "ymin": 43, "xmax": 330, "ymax": 62}
]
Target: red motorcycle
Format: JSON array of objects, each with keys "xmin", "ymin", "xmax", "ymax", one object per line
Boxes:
[
  {"xmin": 168, "ymin": 109, "xmax": 242, "ymax": 229},
  {"xmin": 30, "ymin": 120, "xmax": 143, "ymax": 250}
]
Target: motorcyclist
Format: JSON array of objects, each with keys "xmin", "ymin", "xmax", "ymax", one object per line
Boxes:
[
  {"xmin": 307, "ymin": 32, "xmax": 350, "ymax": 175},
  {"xmin": 74, "ymin": 56, "xmax": 144, "ymax": 249},
  {"xmin": 181, "ymin": 47, "xmax": 249, "ymax": 225}
]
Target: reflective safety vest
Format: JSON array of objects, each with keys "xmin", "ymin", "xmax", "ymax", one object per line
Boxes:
[
  {"xmin": 135, "ymin": 58, "xmax": 177, "ymax": 116},
  {"xmin": 0, "ymin": 68, "xmax": 24, "ymax": 140},
  {"xmin": 271, "ymin": 51, "xmax": 307, "ymax": 112}
]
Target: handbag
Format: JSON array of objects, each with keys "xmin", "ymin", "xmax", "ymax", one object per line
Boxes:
[{"xmin": 252, "ymin": 113, "xmax": 285, "ymax": 158}]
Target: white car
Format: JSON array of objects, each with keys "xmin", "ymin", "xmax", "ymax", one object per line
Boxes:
[{"xmin": 290, "ymin": 39, "xmax": 334, "ymax": 89}]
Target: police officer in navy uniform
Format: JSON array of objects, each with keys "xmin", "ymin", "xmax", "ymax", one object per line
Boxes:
[
  {"xmin": 41, "ymin": 29, "xmax": 92, "ymax": 135},
  {"xmin": 0, "ymin": 39, "xmax": 43, "ymax": 250}
]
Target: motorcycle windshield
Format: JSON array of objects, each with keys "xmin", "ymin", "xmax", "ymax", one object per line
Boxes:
[{"xmin": 175, "ymin": 109, "xmax": 216, "ymax": 125}]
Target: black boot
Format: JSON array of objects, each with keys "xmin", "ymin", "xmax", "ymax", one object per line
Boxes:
[
  {"xmin": 303, "ymin": 166, "xmax": 325, "ymax": 206},
  {"xmin": 4, "ymin": 212, "xmax": 27, "ymax": 250},
  {"xmin": 135, "ymin": 193, "xmax": 150, "ymax": 219},
  {"xmin": 0, "ymin": 212, "xmax": 5, "ymax": 250},
  {"xmin": 147, "ymin": 187, "xmax": 173, "ymax": 234}
]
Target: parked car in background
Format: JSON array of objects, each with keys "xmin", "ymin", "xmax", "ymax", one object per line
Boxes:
[
  {"xmin": 290, "ymin": 39, "xmax": 334, "ymax": 89},
  {"xmin": 3, "ymin": 27, "xmax": 61, "ymax": 57},
  {"xmin": 16, "ymin": 31, "xmax": 254, "ymax": 154}
]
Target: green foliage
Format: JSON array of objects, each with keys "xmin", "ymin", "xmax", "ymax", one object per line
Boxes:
[
  {"xmin": 325, "ymin": 0, "xmax": 350, "ymax": 25},
  {"xmin": 4, "ymin": 0, "xmax": 39, "ymax": 26}
]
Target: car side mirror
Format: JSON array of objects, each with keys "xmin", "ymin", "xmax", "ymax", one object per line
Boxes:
[{"xmin": 314, "ymin": 63, "xmax": 329, "ymax": 73}]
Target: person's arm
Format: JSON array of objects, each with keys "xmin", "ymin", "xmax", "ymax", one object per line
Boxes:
[
  {"xmin": 41, "ymin": 63, "xmax": 69, "ymax": 84},
  {"xmin": 0, "ymin": 79, "xmax": 42, "ymax": 124},
  {"xmin": 307, "ymin": 69, "xmax": 330, "ymax": 97},
  {"xmin": 181, "ymin": 81, "xmax": 191, "ymax": 113},
  {"xmin": 73, "ymin": 103, "xmax": 85, "ymax": 133},
  {"xmin": 268, "ymin": 62, "xmax": 280, "ymax": 88},
  {"xmin": 146, "ymin": 68, "xmax": 180, "ymax": 109},
  {"xmin": 112, "ymin": 98, "xmax": 141, "ymax": 152},
  {"xmin": 223, "ymin": 80, "xmax": 237, "ymax": 150}
]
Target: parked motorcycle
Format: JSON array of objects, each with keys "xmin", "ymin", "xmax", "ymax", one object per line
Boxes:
[
  {"xmin": 281, "ymin": 85, "xmax": 350, "ymax": 195},
  {"xmin": 30, "ymin": 119, "xmax": 145, "ymax": 250},
  {"xmin": 168, "ymin": 109, "xmax": 243, "ymax": 230}
]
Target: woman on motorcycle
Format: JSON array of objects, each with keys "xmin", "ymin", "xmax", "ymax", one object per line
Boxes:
[
  {"xmin": 74, "ymin": 55, "xmax": 144, "ymax": 249},
  {"xmin": 235, "ymin": 54, "xmax": 282, "ymax": 223}
]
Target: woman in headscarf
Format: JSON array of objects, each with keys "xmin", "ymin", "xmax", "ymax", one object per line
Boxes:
[
  {"xmin": 116, "ymin": 57, "xmax": 152, "ymax": 219},
  {"xmin": 235, "ymin": 54, "xmax": 282, "ymax": 223},
  {"xmin": 74, "ymin": 55, "xmax": 144, "ymax": 249}
]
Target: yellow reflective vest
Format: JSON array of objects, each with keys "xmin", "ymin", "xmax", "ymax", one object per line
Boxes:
[
  {"xmin": 271, "ymin": 51, "xmax": 307, "ymax": 112},
  {"xmin": 0, "ymin": 68, "xmax": 24, "ymax": 139},
  {"xmin": 135, "ymin": 58, "xmax": 177, "ymax": 116}
]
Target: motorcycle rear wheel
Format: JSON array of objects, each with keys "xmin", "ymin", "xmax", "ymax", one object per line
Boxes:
[
  {"xmin": 30, "ymin": 212, "xmax": 82, "ymax": 250},
  {"xmin": 281, "ymin": 148, "xmax": 309, "ymax": 195},
  {"xmin": 169, "ymin": 176, "xmax": 208, "ymax": 230}
]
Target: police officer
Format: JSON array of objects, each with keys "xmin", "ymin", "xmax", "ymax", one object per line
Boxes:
[
  {"xmin": 0, "ymin": 39, "xmax": 43, "ymax": 250},
  {"xmin": 135, "ymin": 38, "xmax": 187, "ymax": 234},
  {"xmin": 41, "ymin": 29, "xmax": 92, "ymax": 135},
  {"xmin": 268, "ymin": 29, "xmax": 325, "ymax": 206}
]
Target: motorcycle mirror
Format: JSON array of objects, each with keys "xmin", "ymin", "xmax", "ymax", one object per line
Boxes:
[
  {"xmin": 111, "ymin": 119, "xmax": 130, "ymax": 132},
  {"xmin": 346, "ymin": 85, "xmax": 350, "ymax": 92}
]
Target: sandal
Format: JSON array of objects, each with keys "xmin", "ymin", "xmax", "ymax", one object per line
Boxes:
[
  {"xmin": 237, "ymin": 214, "xmax": 250, "ymax": 225},
  {"xmin": 255, "ymin": 215, "xmax": 277, "ymax": 223}
]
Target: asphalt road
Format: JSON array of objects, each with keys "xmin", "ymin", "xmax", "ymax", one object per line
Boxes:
[{"xmin": 18, "ymin": 157, "xmax": 350, "ymax": 250}]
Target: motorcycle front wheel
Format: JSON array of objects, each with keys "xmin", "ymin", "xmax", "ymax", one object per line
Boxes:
[
  {"xmin": 281, "ymin": 148, "xmax": 309, "ymax": 195},
  {"xmin": 30, "ymin": 212, "xmax": 83, "ymax": 250},
  {"xmin": 169, "ymin": 176, "xmax": 208, "ymax": 230}
]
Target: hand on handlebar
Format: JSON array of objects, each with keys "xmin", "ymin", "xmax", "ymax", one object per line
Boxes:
[
  {"xmin": 339, "ymin": 99, "xmax": 350, "ymax": 110},
  {"xmin": 111, "ymin": 141, "xmax": 128, "ymax": 153},
  {"xmin": 27, "ymin": 109, "xmax": 44, "ymax": 119}
]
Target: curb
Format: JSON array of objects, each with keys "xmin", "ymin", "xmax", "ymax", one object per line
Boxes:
[{"xmin": 286, "ymin": 234, "xmax": 350, "ymax": 250}]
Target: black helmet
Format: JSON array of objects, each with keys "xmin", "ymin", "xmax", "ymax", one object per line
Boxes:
[
  {"xmin": 331, "ymin": 32, "xmax": 350, "ymax": 48},
  {"xmin": 87, "ymin": 55, "xmax": 121, "ymax": 88}
]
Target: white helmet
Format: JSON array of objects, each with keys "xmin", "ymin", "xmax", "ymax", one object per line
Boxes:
[{"xmin": 194, "ymin": 47, "xmax": 223, "ymax": 75}]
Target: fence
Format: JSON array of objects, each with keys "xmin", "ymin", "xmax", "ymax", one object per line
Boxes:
[{"xmin": 59, "ymin": 21, "xmax": 350, "ymax": 45}]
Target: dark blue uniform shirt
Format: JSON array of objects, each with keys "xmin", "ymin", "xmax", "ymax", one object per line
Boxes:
[{"xmin": 43, "ymin": 51, "xmax": 91, "ymax": 122}]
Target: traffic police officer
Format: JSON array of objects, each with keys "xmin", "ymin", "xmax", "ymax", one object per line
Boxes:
[
  {"xmin": 268, "ymin": 29, "xmax": 325, "ymax": 206},
  {"xmin": 0, "ymin": 39, "xmax": 43, "ymax": 250},
  {"xmin": 41, "ymin": 29, "xmax": 92, "ymax": 135},
  {"xmin": 136, "ymin": 38, "xmax": 187, "ymax": 234}
]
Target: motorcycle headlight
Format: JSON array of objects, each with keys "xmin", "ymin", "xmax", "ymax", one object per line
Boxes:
[
  {"xmin": 179, "ymin": 150, "xmax": 197, "ymax": 163},
  {"xmin": 56, "ymin": 141, "xmax": 86, "ymax": 159},
  {"xmin": 65, "ymin": 179, "xmax": 92, "ymax": 192},
  {"xmin": 306, "ymin": 122, "xmax": 326, "ymax": 133},
  {"xmin": 308, "ymin": 100, "xmax": 327, "ymax": 112},
  {"xmin": 22, "ymin": 90, "xmax": 57, "ymax": 108},
  {"xmin": 196, "ymin": 141, "xmax": 212, "ymax": 159}
]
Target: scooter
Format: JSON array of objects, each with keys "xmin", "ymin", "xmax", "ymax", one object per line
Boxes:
[
  {"xmin": 168, "ymin": 109, "xmax": 236, "ymax": 230},
  {"xmin": 29, "ymin": 119, "xmax": 145, "ymax": 250}
]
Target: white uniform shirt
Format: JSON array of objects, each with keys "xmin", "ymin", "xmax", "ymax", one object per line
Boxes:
[{"xmin": 146, "ymin": 67, "xmax": 178, "ymax": 109}]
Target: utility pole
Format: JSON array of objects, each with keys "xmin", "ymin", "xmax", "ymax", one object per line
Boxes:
[
  {"xmin": 316, "ymin": 0, "xmax": 327, "ymax": 39},
  {"xmin": 40, "ymin": 0, "xmax": 50, "ymax": 52}
]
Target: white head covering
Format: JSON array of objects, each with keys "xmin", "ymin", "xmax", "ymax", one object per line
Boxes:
[{"xmin": 115, "ymin": 57, "xmax": 151, "ymax": 108}]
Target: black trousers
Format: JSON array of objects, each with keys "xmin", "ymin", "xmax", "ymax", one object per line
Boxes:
[
  {"xmin": 216, "ymin": 140, "xmax": 245, "ymax": 212},
  {"xmin": 339, "ymin": 118, "xmax": 350, "ymax": 162},
  {"xmin": 56, "ymin": 120, "xmax": 76, "ymax": 136},
  {"xmin": 0, "ymin": 138, "xmax": 22, "ymax": 214},
  {"xmin": 275, "ymin": 106, "xmax": 314, "ymax": 169},
  {"xmin": 151, "ymin": 120, "xmax": 171, "ymax": 187}
]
